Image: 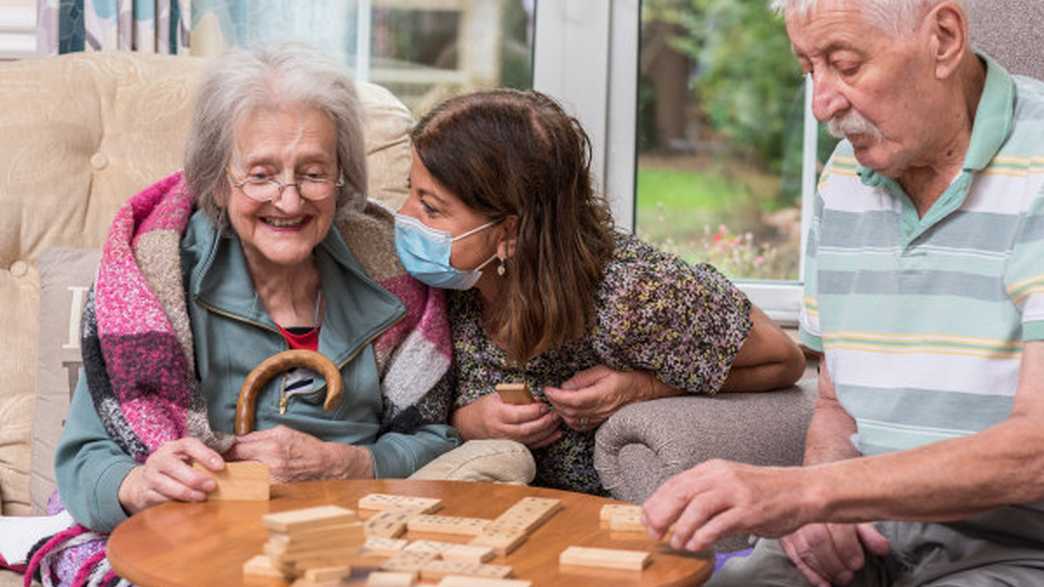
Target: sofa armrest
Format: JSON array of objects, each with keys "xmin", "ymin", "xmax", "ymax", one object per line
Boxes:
[
  {"xmin": 594, "ymin": 378, "xmax": 816, "ymax": 502},
  {"xmin": 593, "ymin": 379, "xmax": 815, "ymax": 550}
]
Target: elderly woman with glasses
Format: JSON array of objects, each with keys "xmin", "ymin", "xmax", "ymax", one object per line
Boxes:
[{"xmin": 49, "ymin": 46, "xmax": 458, "ymax": 556}]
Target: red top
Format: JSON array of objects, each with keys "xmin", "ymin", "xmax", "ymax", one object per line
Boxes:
[{"xmin": 276, "ymin": 325, "xmax": 319, "ymax": 351}]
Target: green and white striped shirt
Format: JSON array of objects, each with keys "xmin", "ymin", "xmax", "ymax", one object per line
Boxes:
[{"xmin": 800, "ymin": 54, "xmax": 1044, "ymax": 462}]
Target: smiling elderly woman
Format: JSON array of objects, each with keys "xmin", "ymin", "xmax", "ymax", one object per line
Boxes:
[{"xmin": 40, "ymin": 45, "xmax": 458, "ymax": 583}]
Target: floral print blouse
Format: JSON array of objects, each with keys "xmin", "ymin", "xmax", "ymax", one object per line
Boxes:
[{"xmin": 448, "ymin": 233, "xmax": 753, "ymax": 495}]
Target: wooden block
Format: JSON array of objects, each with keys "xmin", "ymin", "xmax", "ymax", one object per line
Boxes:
[
  {"xmin": 380, "ymin": 550, "xmax": 439, "ymax": 573},
  {"xmin": 269, "ymin": 556, "xmax": 301, "ymax": 579},
  {"xmin": 359, "ymin": 494, "xmax": 442, "ymax": 514},
  {"xmin": 558, "ymin": 546, "xmax": 651, "ymax": 571},
  {"xmin": 263, "ymin": 505, "xmax": 357, "ymax": 533},
  {"xmin": 269, "ymin": 523, "xmax": 363, "ymax": 542},
  {"xmin": 293, "ymin": 556, "xmax": 353, "ymax": 573},
  {"xmin": 403, "ymin": 540, "xmax": 457, "ymax": 556},
  {"xmin": 437, "ymin": 577, "xmax": 533, "ymax": 587},
  {"xmin": 407, "ymin": 515, "xmax": 490, "ymax": 536},
  {"xmin": 267, "ymin": 524, "xmax": 364, "ymax": 554},
  {"xmin": 292, "ymin": 575, "xmax": 348, "ymax": 587},
  {"xmin": 491, "ymin": 497, "xmax": 561, "ymax": 535},
  {"xmin": 599, "ymin": 504, "xmax": 641, "ymax": 522},
  {"xmin": 366, "ymin": 571, "xmax": 417, "ymax": 587},
  {"xmin": 442, "ymin": 544, "xmax": 496, "ymax": 564},
  {"xmin": 362, "ymin": 537, "xmax": 409, "ymax": 556},
  {"xmin": 274, "ymin": 554, "xmax": 352, "ymax": 580},
  {"xmin": 264, "ymin": 543, "xmax": 355, "ymax": 564},
  {"xmin": 607, "ymin": 510, "xmax": 646, "ymax": 533},
  {"xmin": 494, "ymin": 382, "xmax": 533, "ymax": 405},
  {"xmin": 304, "ymin": 565, "xmax": 350, "ymax": 582},
  {"xmin": 242, "ymin": 554, "xmax": 282, "ymax": 579},
  {"xmin": 469, "ymin": 528, "xmax": 527, "ymax": 556},
  {"xmin": 194, "ymin": 461, "xmax": 270, "ymax": 501},
  {"xmin": 419, "ymin": 560, "xmax": 513, "ymax": 581},
  {"xmin": 292, "ymin": 579, "xmax": 342, "ymax": 587},
  {"xmin": 404, "ymin": 541, "xmax": 494, "ymax": 564},
  {"xmin": 365, "ymin": 510, "xmax": 415, "ymax": 538}
]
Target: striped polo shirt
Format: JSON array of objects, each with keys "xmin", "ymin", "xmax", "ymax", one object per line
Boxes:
[{"xmin": 800, "ymin": 55, "xmax": 1044, "ymax": 463}]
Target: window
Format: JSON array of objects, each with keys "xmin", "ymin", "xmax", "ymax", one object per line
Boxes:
[
  {"xmin": 191, "ymin": 0, "xmax": 535, "ymax": 117},
  {"xmin": 634, "ymin": 0, "xmax": 836, "ymax": 324},
  {"xmin": 364, "ymin": 0, "xmax": 535, "ymax": 114},
  {"xmin": 637, "ymin": 1, "xmax": 806, "ymax": 282},
  {"xmin": 536, "ymin": 0, "xmax": 838, "ymax": 325}
]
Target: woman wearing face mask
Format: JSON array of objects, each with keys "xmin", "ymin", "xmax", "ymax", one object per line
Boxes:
[{"xmin": 395, "ymin": 89, "xmax": 806, "ymax": 495}]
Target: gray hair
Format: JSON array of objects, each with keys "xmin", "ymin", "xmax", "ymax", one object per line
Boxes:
[
  {"xmin": 769, "ymin": 0, "xmax": 966, "ymax": 36},
  {"xmin": 184, "ymin": 44, "xmax": 368, "ymax": 228}
]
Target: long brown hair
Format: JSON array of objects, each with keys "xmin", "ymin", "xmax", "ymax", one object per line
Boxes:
[{"xmin": 411, "ymin": 89, "xmax": 616, "ymax": 363}]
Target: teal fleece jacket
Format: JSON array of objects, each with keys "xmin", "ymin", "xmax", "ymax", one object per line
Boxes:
[{"xmin": 55, "ymin": 211, "xmax": 459, "ymax": 532}]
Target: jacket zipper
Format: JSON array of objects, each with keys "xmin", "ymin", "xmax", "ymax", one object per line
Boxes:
[{"xmin": 196, "ymin": 298, "xmax": 406, "ymax": 415}]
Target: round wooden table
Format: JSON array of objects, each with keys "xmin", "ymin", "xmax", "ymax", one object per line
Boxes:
[{"xmin": 107, "ymin": 479, "xmax": 712, "ymax": 586}]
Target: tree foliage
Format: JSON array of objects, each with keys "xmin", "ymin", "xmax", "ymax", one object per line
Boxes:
[{"xmin": 644, "ymin": 0, "xmax": 804, "ymax": 173}]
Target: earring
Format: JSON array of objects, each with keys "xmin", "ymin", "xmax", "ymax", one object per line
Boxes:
[{"xmin": 497, "ymin": 257, "xmax": 506, "ymax": 276}]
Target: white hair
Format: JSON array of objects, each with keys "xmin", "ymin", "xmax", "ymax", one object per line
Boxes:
[
  {"xmin": 769, "ymin": 0, "xmax": 966, "ymax": 36},
  {"xmin": 184, "ymin": 44, "xmax": 369, "ymax": 228}
]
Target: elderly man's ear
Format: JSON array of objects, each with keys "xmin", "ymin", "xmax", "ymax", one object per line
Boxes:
[{"xmin": 925, "ymin": 1, "xmax": 970, "ymax": 80}]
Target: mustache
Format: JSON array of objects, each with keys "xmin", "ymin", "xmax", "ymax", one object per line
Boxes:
[{"xmin": 827, "ymin": 111, "xmax": 883, "ymax": 141}]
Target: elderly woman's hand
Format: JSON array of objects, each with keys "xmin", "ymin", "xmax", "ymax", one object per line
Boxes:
[
  {"xmin": 451, "ymin": 393, "xmax": 562, "ymax": 448},
  {"xmin": 226, "ymin": 425, "xmax": 374, "ymax": 481},
  {"xmin": 544, "ymin": 365, "xmax": 684, "ymax": 432},
  {"xmin": 117, "ymin": 437, "xmax": 224, "ymax": 515}
]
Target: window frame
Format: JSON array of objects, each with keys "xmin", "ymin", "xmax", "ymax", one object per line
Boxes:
[{"xmin": 533, "ymin": 0, "xmax": 817, "ymax": 327}]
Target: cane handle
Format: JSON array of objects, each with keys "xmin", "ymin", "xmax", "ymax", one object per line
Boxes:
[{"xmin": 235, "ymin": 349, "xmax": 343, "ymax": 435}]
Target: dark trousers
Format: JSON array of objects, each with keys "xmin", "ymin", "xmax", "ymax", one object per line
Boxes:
[{"xmin": 708, "ymin": 506, "xmax": 1044, "ymax": 586}]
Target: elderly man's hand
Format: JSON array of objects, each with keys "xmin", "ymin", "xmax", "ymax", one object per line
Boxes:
[
  {"xmin": 641, "ymin": 459, "xmax": 818, "ymax": 553},
  {"xmin": 779, "ymin": 523, "xmax": 891, "ymax": 587},
  {"xmin": 118, "ymin": 437, "xmax": 224, "ymax": 514},
  {"xmin": 544, "ymin": 365, "xmax": 659, "ymax": 432},
  {"xmin": 227, "ymin": 425, "xmax": 373, "ymax": 481}
]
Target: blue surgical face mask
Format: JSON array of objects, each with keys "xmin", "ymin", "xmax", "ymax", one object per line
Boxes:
[{"xmin": 394, "ymin": 213, "xmax": 500, "ymax": 290}]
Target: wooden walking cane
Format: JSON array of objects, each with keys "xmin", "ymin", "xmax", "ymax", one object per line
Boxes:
[{"xmin": 234, "ymin": 349, "xmax": 344, "ymax": 435}]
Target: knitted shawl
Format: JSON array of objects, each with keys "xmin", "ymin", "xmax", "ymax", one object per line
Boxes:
[{"xmin": 23, "ymin": 172, "xmax": 452, "ymax": 587}]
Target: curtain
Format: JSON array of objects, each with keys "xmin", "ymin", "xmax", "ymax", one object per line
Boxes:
[
  {"xmin": 37, "ymin": 0, "xmax": 190, "ymax": 55},
  {"xmin": 190, "ymin": 0, "xmax": 356, "ymax": 62},
  {"xmin": 38, "ymin": 0, "xmax": 357, "ymax": 61}
]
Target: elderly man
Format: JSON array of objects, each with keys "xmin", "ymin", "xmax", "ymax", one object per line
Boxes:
[{"xmin": 642, "ymin": 1, "xmax": 1044, "ymax": 585}]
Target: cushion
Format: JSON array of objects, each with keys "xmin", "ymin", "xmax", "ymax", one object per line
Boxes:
[
  {"xmin": 31, "ymin": 249, "xmax": 101, "ymax": 515},
  {"xmin": 0, "ymin": 259, "xmax": 37, "ymax": 517},
  {"xmin": 0, "ymin": 52, "xmax": 205, "ymax": 515}
]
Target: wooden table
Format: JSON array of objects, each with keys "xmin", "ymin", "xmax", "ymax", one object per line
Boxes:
[{"xmin": 107, "ymin": 479, "xmax": 712, "ymax": 587}]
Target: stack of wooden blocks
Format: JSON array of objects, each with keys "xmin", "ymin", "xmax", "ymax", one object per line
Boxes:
[{"xmin": 244, "ymin": 505, "xmax": 359, "ymax": 586}]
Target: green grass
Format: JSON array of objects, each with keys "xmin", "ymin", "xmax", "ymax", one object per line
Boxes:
[
  {"xmin": 635, "ymin": 167, "xmax": 753, "ymax": 243},
  {"xmin": 636, "ymin": 168, "xmax": 735, "ymax": 213},
  {"xmin": 634, "ymin": 165, "xmax": 801, "ymax": 280}
]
